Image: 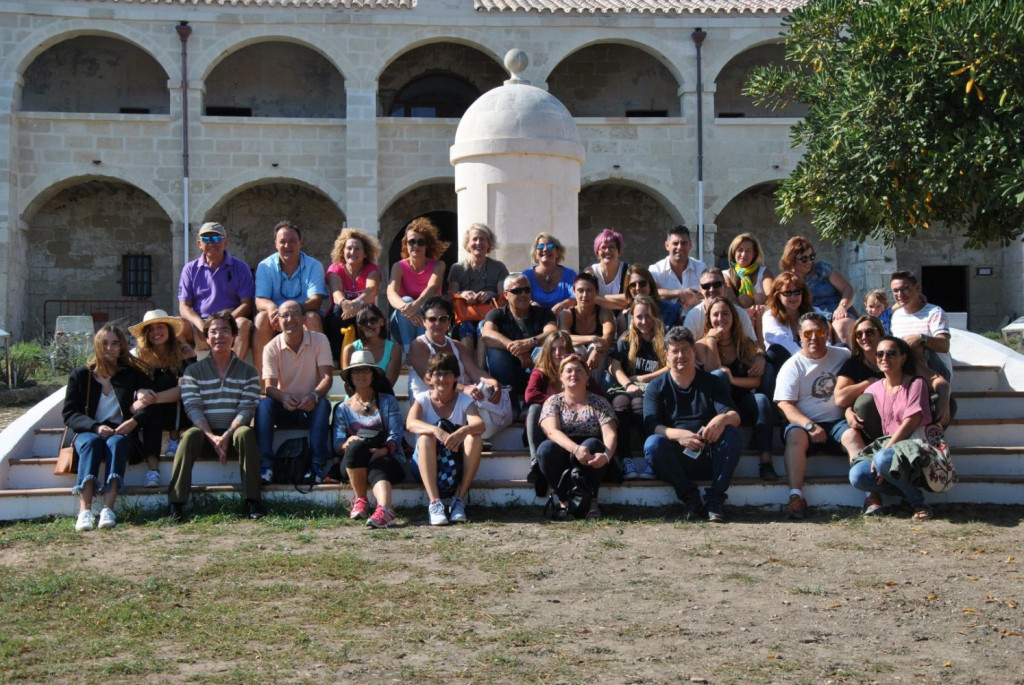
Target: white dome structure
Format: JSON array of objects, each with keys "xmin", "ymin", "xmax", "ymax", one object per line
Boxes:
[{"xmin": 450, "ymin": 49, "xmax": 585, "ymax": 272}]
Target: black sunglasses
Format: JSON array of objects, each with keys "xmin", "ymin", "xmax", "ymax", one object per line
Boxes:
[
  {"xmin": 700, "ymin": 280, "xmax": 724, "ymax": 291},
  {"xmin": 425, "ymin": 315, "xmax": 450, "ymax": 324},
  {"xmin": 627, "ymin": 280, "xmax": 649, "ymax": 290},
  {"xmin": 406, "ymin": 238, "xmax": 427, "ymax": 247},
  {"xmin": 876, "ymin": 349, "xmax": 901, "ymax": 359},
  {"xmin": 797, "ymin": 253, "xmax": 817, "ymax": 264},
  {"xmin": 508, "ymin": 286, "xmax": 532, "ymax": 295}
]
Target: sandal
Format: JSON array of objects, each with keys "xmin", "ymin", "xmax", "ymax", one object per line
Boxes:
[{"xmin": 912, "ymin": 504, "xmax": 933, "ymax": 521}]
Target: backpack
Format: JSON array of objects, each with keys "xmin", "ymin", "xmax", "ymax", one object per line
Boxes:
[{"xmin": 272, "ymin": 437, "xmax": 314, "ymax": 493}]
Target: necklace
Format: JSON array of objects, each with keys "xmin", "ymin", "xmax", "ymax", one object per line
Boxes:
[
  {"xmin": 537, "ymin": 265, "xmax": 555, "ymax": 285},
  {"xmin": 354, "ymin": 393, "xmax": 375, "ymax": 415}
]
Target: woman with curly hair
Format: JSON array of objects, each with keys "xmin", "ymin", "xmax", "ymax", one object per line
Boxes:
[
  {"xmin": 325, "ymin": 227, "xmax": 382, "ymax": 363},
  {"xmin": 386, "ymin": 216, "xmax": 449, "ymax": 354},
  {"xmin": 779, "ymin": 236, "xmax": 856, "ymax": 345}
]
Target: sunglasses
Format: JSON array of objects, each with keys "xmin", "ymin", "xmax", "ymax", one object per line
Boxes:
[
  {"xmin": 200, "ymin": 235, "xmax": 224, "ymax": 244},
  {"xmin": 360, "ymin": 316, "xmax": 381, "ymax": 326},
  {"xmin": 425, "ymin": 315, "xmax": 450, "ymax": 324},
  {"xmin": 508, "ymin": 286, "xmax": 532, "ymax": 295},
  {"xmin": 801, "ymin": 329, "xmax": 827, "ymax": 340},
  {"xmin": 627, "ymin": 279, "xmax": 649, "ymax": 290},
  {"xmin": 876, "ymin": 349, "xmax": 901, "ymax": 359},
  {"xmin": 797, "ymin": 253, "xmax": 817, "ymax": 264},
  {"xmin": 406, "ymin": 238, "xmax": 427, "ymax": 247},
  {"xmin": 536, "ymin": 242, "xmax": 556, "ymax": 252},
  {"xmin": 854, "ymin": 328, "xmax": 878, "ymax": 339},
  {"xmin": 700, "ymin": 280, "xmax": 724, "ymax": 291},
  {"xmin": 781, "ymin": 289, "xmax": 803, "ymax": 298}
]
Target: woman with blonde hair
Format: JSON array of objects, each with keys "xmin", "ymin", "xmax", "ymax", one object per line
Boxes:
[
  {"xmin": 447, "ymin": 222, "xmax": 509, "ymax": 365},
  {"xmin": 63, "ymin": 325, "xmax": 154, "ymax": 531},
  {"xmin": 325, "ymin": 227, "xmax": 382, "ymax": 362},
  {"xmin": 386, "ymin": 216, "xmax": 449, "ymax": 353},
  {"xmin": 724, "ymin": 232, "xmax": 773, "ymax": 342},
  {"xmin": 523, "ymin": 232, "xmax": 576, "ymax": 313},
  {"xmin": 129, "ymin": 310, "xmax": 196, "ymax": 489}
]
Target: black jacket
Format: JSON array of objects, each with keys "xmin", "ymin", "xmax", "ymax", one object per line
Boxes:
[{"xmin": 62, "ymin": 365, "xmax": 155, "ymax": 460}]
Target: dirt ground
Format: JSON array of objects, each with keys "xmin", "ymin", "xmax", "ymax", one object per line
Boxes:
[{"xmin": 2, "ymin": 503, "xmax": 1022, "ymax": 683}]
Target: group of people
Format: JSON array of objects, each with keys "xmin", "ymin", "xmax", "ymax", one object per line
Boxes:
[{"xmin": 62, "ymin": 216, "xmax": 956, "ymax": 530}]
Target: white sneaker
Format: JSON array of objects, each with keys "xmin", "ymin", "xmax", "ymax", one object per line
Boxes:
[
  {"xmin": 75, "ymin": 510, "xmax": 95, "ymax": 532},
  {"xmin": 144, "ymin": 469, "xmax": 161, "ymax": 488},
  {"xmin": 98, "ymin": 507, "xmax": 117, "ymax": 529},
  {"xmin": 449, "ymin": 496, "xmax": 467, "ymax": 523},
  {"xmin": 428, "ymin": 500, "xmax": 449, "ymax": 526}
]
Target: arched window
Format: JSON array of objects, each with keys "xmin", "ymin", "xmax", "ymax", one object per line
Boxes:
[{"xmin": 389, "ymin": 74, "xmax": 480, "ymax": 118}]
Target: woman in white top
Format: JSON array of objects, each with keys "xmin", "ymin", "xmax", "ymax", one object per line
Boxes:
[
  {"xmin": 406, "ymin": 352, "xmax": 485, "ymax": 526},
  {"xmin": 585, "ymin": 228, "xmax": 630, "ymax": 309}
]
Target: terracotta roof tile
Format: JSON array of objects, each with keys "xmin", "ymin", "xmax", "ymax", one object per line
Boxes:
[{"xmin": 474, "ymin": 0, "xmax": 804, "ymax": 14}]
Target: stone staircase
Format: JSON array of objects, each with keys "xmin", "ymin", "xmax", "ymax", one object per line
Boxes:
[{"xmin": 1, "ymin": 328, "xmax": 1022, "ymax": 521}]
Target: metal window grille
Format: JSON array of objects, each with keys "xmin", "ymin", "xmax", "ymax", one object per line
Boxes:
[{"xmin": 122, "ymin": 254, "xmax": 152, "ymax": 297}]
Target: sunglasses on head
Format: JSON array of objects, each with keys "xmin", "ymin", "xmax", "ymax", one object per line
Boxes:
[
  {"xmin": 425, "ymin": 315, "xmax": 450, "ymax": 324},
  {"xmin": 797, "ymin": 253, "xmax": 817, "ymax": 264},
  {"xmin": 801, "ymin": 328, "xmax": 827, "ymax": 340},
  {"xmin": 508, "ymin": 286, "xmax": 531, "ymax": 295},
  {"xmin": 406, "ymin": 237, "xmax": 427, "ymax": 247},
  {"xmin": 876, "ymin": 348, "xmax": 901, "ymax": 359},
  {"xmin": 536, "ymin": 242, "xmax": 556, "ymax": 252},
  {"xmin": 627, "ymin": 279, "xmax": 649, "ymax": 290},
  {"xmin": 200, "ymin": 235, "xmax": 224, "ymax": 244},
  {"xmin": 700, "ymin": 280, "xmax": 724, "ymax": 291}
]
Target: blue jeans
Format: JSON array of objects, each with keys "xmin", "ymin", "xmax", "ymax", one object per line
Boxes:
[
  {"xmin": 848, "ymin": 447, "xmax": 924, "ymax": 506},
  {"xmin": 644, "ymin": 425, "xmax": 742, "ymax": 506},
  {"xmin": 255, "ymin": 396, "xmax": 332, "ymax": 472},
  {"xmin": 389, "ymin": 296, "xmax": 425, "ymax": 351},
  {"xmin": 71, "ymin": 432, "xmax": 134, "ymax": 495}
]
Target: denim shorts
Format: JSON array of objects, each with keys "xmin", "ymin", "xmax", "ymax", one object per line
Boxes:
[{"xmin": 782, "ymin": 418, "xmax": 850, "ymax": 456}]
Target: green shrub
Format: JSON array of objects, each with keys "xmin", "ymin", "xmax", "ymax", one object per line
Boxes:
[
  {"xmin": 9, "ymin": 341, "xmax": 47, "ymax": 388},
  {"xmin": 50, "ymin": 334, "xmax": 93, "ymax": 374}
]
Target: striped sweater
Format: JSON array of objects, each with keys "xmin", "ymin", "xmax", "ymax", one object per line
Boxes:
[{"xmin": 181, "ymin": 354, "xmax": 260, "ymax": 431}]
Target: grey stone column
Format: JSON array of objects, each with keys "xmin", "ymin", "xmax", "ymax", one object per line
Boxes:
[{"xmin": 345, "ymin": 80, "xmax": 379, "ymax": 236}]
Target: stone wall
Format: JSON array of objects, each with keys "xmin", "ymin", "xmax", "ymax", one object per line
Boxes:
[{"xmin": 578, "ymin": 183, "xmax": 678, "ymax": 271}]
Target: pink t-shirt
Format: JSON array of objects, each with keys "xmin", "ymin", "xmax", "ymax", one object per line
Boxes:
[
  {"xmin": 865, "ymin": 376, "xmax": 931, "ymax": 435},
  {"xmin": 326, "ymin": 262, "xmax": 380, "ymax": 300},
  {"xmin": 397, "ymin": 258, "xmax": 437, "ymax": 299},
  {"xmin": 262, "ymin": 330, "xmax": 334, "ymax": 394}
]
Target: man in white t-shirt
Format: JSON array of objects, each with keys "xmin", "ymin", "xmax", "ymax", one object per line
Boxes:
[
  {"xmin": 774, "ymin": 312, "xmax": 864, "ymax": 519},
  {"xmin": 648, "ymin": 225, "xmax": 705, "ymax": 315},
  {"xmin": 889, "ymin": 270, "xmax": 952, "ymax": 381}
]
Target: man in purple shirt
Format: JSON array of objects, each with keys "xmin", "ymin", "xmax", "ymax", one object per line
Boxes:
[{"xmin": 178, "ymin": 222, "xmax": 255, "ymax": 359}]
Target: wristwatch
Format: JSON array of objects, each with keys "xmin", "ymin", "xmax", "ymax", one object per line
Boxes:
[{"xmin": 804, "ymin": 421, "xmax": 814, "ymax": 431}]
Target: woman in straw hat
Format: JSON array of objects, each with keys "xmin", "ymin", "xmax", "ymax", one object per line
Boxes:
[
  {"xmin": 129, "ymin": 309, "xmax": 197, "ymax": 489},
  {"xmin": 332, "ymin": 350, "xmax": 406, "ymax": 528}
]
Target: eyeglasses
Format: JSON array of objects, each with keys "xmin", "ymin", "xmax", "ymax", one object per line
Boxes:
[
  {"xmin": 700, "ymin": 280, "xmax": 724, "ymax": 291},
  {"xmin": 891, "ymin": 285, "xmax": 912, "ymax": 295},
  {"xmin": 801, "ymin": 329, "xmax": 827, "ymax": 340},
  {"xmin": 360, "ymin": 316, "xmax": 381, "ymax": 326},
  {"xmin": 536, "ymin": 242, "xmax": 556, "ymax": 252},
  {"xmin": 507, "ymin": 286, "xmax": 531, "ymax": 295},
  {"xmin": 406, "ymin": 238, "xmax": 427, "ymax": 247},
  {"xmin": 876, "ymin": 349, "xmax": 901, "ymax": 359},
  {"xmin": 627, "ymin": 280, "xmax": 649, "ymax": 290},
  {"xmin": 854, "ymin": 328, "xmax": 878, "ymax": 339},
  {"xmin": 781, "ymin": 289, "xmax": 803, "ymax": 298},
  {"xmin": 425, "ymin": 315, "xmax": 450, "ymax": 324},
  {"xmin": 200, "ymin": 235, "xmax": 224, "ymax": 244},
  {"xmin": 797, "ymin": 253, "xmax": 817, "ymax": 264}
]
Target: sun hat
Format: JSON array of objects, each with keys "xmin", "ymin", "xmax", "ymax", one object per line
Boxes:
[
  {"xmin": 129, "ymin": 309, "xmax": 186, "ymax": 339},
  {"xmin": 342, "ymin": 349, "xmax": 384, "ymax": 386}
]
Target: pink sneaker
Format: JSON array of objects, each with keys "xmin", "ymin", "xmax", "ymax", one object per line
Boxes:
[
  {"xmin": 349, "ymin": 497, "xmax": 370, "ymax": 520},
  {"xmin": 366, "ymin": 505, "xmax": 396, "ymax": 529}
]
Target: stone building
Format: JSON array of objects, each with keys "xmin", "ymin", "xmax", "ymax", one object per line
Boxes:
[{"xmin": 0, "ymin": 0, "xmax": 1016, "ymax": 339}]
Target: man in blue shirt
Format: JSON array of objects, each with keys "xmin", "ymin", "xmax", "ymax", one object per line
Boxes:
[{"xmin": 253, "ymin": 221, "xmax": 327, "ymax": 378}]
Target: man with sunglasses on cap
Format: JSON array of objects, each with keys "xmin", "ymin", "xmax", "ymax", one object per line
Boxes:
[
  {"xmin": 253, "ymin": 220, "xmax": 328, "ymax": 378},
  {"xmin": 178, "ymin": 221, "xmax": 255, "ymax": 360},
  {"xmin": 774, "ymin": 311, "xmax": 864, "ymax": 519},
  {"xmin": 481, "ymin": 272, "xmax": 558, "ymax": 407}
]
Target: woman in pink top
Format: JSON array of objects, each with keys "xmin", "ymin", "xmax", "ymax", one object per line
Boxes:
[
  {"xmin": 325, "ymin": 227, "xmax": 382, "ymax": 364},
  {"xmin": 848, "ymin": 335, "xmax": 933, "ymax": 520},
  {"xmin": 386, "ymin": 217, "xmax": 448, "ymax": 353}
]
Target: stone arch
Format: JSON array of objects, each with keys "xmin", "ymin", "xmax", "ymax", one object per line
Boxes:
[
  {"xmin": 713, "ymin": 41, "xmax": 809, "ymax": 119},
  {"xmin": 19, "ymin": 34, "xmax": 171, "ymax": 114},
  {"xmin": 8, "ymin": 22, "xmax": 177, "ymax": 79},
  {"xmin": 196, "ymin": 32, "xmax": 349, "ymax": 83},
  {"xmin": 201, "ymin": 181, "xmax": 347, "ymax": 269},
  {"xmin": 578, "ymin": 176, "xmax": 685, "ymax": 269},
  {"xmin": 21, "ymin": 170, "xmax": 181, "ymax": 225},
  {"xmin": 378, "ymin": 171, "xmax": 454, "ymax": 220},
  {"xmin": 704, "ymin": 35, "xmax": 787, "ymax": 82},
  {"xmin": 24, "ymin": 179, "xmax": 176, "ymax": 338},
  {"xmin": 713, "ymin": 181, "xmax": 821, "ymax": 274},
  {"xmin": 201, "ymin": 38, "xmax": 346, "ymax": 118},
  {"xmin": 193, "ymin": 170, "xmax": 344, "ymax": 224},
  {"xmin": 377, "ymin": 39, "xmax": 507, "ymax": 118},
  {"xmin": 540, "ymin": 37, "xmax": 686, "ymax": 94},
  {"xmin": 376, "ymin": 34, "xmax": 504, "ymax": 82}
]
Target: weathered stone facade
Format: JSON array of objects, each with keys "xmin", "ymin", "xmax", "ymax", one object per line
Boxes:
[{"xmin": 0, "ymin": 0, "xmax": 1013, "ymax": 338}]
